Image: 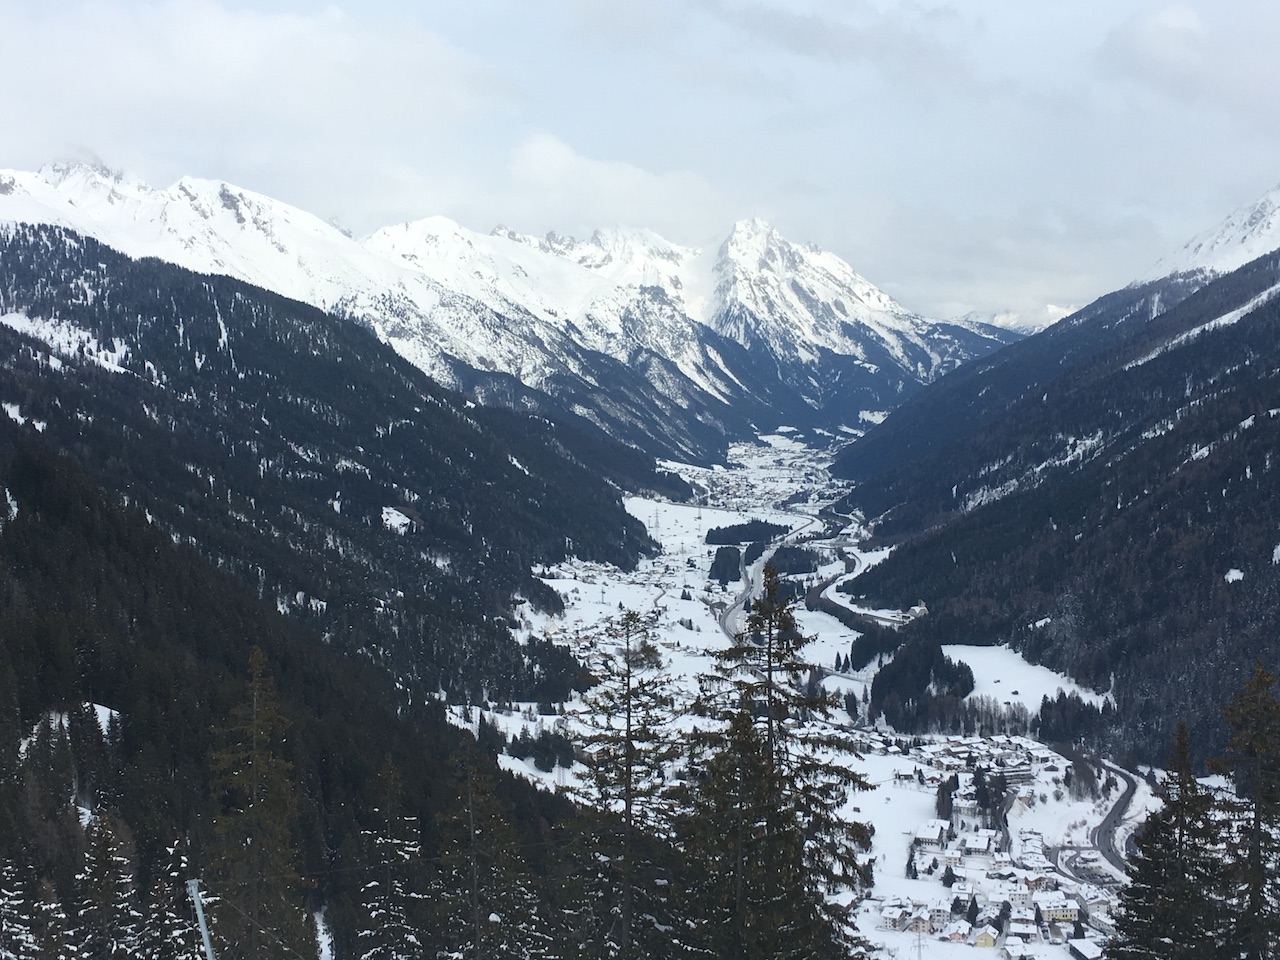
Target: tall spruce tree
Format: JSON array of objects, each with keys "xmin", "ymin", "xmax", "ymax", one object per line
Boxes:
[
  {"xmin": 1107, "ymin": 724, "xmax": 1232, "ymax": 960},
  {"xmin": 428, "ymin": 753, "xmax": 553, "ymax": 960},
  {"xmin": 1214, "ymin": 662, "xmax": 1280, "ymax": 960},
  {"xmin": 688, "ymin": 565, "xmax": 873, "ymax": 959},
  {"xmin": 76, "ymin": 815, "xmax": 142, "ymax": 960},
  {"xmin": 357, "ymin": 761, "xmax": 426, "ymax": 960},
  {"xmin": 33, "ymin": 879, "xmax": 77, "ymax": 960},
  {"xmin": 0, "ymin": 859, "xmax": 39, "ymax": 960},
  {"xmin": 357, "ymin": 815, "xmax": 425, "ymax": 960},
  {"xmin": 137, "ymin": 838, "xmax": 203, "ymax": 960},
  {"xmin": 208, "ymin": 646, "xmax": 313, "ymax": 960},
  {"xmin": 572, "ymin": 609, "xmax": 679, "ymax": 957}
]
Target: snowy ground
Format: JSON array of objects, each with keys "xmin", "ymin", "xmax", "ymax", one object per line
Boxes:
[
  {"xmin": 447, "ymin": 437, "xmax": 1147, "ymax": 958},
  {"xmin": 940, "ymin": 646, "xmax": 1109, "ymax": 714}
]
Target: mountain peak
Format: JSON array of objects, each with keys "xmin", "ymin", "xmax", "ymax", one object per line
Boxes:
[
  {"xmin": 38, "ymin": 159, "xmax": 127, "ymax": 189},
  {"xmin": 1147, "ymin": 182, "xmax": 1280, "ymax": 280}
]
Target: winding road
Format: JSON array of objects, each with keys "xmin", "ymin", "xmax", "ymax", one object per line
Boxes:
[{"xmin": 1093, "ymin": 761, "xmax": 1138, "ymax": 875}]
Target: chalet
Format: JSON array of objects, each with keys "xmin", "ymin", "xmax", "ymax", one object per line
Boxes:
[
  {"xmin": 915, "ymin": 819, "xmax": 950, "ymax": 849},
  {"xmin": 1089, "ymin": 912, "xmax": 1117, "ymax": 937},
  {"xmin": 939, "ymin": 920, "xmax": 972, "ymax": 943},
  {"xmin": 1001, "ymin": 937, "xmax": 1037, "ymax": 960},
  {"xmin": 1068, "ymin": 939, "xmax": 1105, "ymax": 960},
  {"xmin": 1008, "ymin": 907, "xmax": 1038, "ymax": 942},
  {"xmin": 970, "ymin": 925, "xmax": 1000, "ymax": 948},
  {"xmin": 1023, "ymin": 872, "xmax": 1057, "ymax": 892},
  {"xmin": 905, "ymin": 906, "xmax": 932, "ymax": 934},
  {"xmin": 1034, "ymin": 891, "xmax": 1081, "ymax": 923},
  {"xmin": 963, "ymin": 833, "xmax": 994, "ymax": 856},
  {"xmin": 929, "ymin": 900, "xmax": 953, "ymax": 929},
  {"xmin": 880, "ymin": 906, "xmax": 907, "ymax": 931}
]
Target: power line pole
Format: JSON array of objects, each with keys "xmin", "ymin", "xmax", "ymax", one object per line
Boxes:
[{"xmin": 186, "ymin": 879, "xmax": 217, "ymax": 960}]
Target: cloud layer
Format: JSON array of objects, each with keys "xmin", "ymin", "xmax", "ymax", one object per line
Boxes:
[{"xmin": 3, "ymin": 0, "xmax": 1279, "ymax": 321}]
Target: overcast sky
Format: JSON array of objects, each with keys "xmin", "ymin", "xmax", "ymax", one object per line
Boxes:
[{"xmin": 3, "ymin": 0, "xmax": 1279, "ymax": 322}]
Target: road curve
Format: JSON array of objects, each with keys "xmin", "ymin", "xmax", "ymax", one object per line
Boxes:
[{"xmin": 1092, "ymin": 761, "xmax": 1138, "ymax": 876}]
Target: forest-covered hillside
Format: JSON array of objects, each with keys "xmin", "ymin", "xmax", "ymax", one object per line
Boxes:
[
  {"xmin": 0, "ymin": 224, "xmax": 688, "ymax": 701},
  {"xmin": 835, "ymin": 252, "xmax": 1280, "ymax": 763}
]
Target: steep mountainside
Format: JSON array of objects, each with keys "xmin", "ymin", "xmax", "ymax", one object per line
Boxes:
[
  {"xmin": 0, "ymin": 223, "xmax": 677, "ymax": 700},
  {"xmin": 1146, "ymin": 182, "xmax": 1280, "ymax": 280},
  {"xmin": 836, "ymin": 249, "xmax": 1280, "ymax": 762},
  {"xmin": 830, "ymin": 273, "xmax": 1207, "ymax": 523},
  {"xmin": 0, "ymin": 430, "xmax": 716, "ymax": 959},
  {"xmin": 0, "ymin": 163, "xmax": 1019, "ymax": 461}
]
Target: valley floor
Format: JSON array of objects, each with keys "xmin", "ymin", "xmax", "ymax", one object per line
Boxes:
[{"xmin": 448, "ymin": 433, "xmax": 1155, "ymax": 959}]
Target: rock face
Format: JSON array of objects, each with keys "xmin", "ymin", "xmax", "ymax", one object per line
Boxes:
[{"xmin": 0, "ymin": 162, "xmax": 1019, "ymax": 461}]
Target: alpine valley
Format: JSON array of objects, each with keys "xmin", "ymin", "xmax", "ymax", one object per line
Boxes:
[{"xmin": 4, "ymin": 159, "xmax": 1280, "ymax": 960}]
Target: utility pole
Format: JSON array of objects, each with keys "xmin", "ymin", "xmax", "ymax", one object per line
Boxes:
[{"xmin": 186, "ymin": 879, "xmax": 217, "ymax": 960}]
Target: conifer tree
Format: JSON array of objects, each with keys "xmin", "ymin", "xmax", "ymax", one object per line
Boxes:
[
  {"xmin": 208, "ymin": 646, "xmax": 313, "ymax": 960},
  {"xmin": 357, "ymin": 760, "xmax": 426, "ymax": 960},
  {"xmin": 429, "ymin": 754, "xmax": 553, "ymax": 960},
  {"xmin": 76, "ymin": 815, "xmax": 142, "ymax": 960},
  {"xmin": 572, "ymin": 609, "xmax": 679, "ymax": 957},
  {"xmin": 688, "ymin": 565, "xmax": 874, "ymax": 959},
  {"xmin": 1107, "ymin": 724, "xmax": 1231, "ymax": 960},
  {"xmin": 1214, "ymin": 663, "xmax": 1280, "ymax": 960},
  {"xmin": 33, "ymin": 879, "xmax": 77, "ymax": 960},
  {"xmin": 137, "ymin": 838, "xmax": 203, "ymax": 960},
  {"xmin": 0, "ymin": 859, "xmax": 39, "ymax": 960}
]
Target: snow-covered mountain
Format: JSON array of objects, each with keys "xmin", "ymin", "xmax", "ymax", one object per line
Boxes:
[
  {"xmin": 1146, "ymin": 182, "xmax": 1280, "ymax": 280},
  {"xmin": 0, "ymin": 162, "xmax": 1019, "ymax": 461}
]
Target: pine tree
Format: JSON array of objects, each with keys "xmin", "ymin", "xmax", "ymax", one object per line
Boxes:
[
  {"xmin": 1106, "ymin": 724, "xmax": 1232, "ymax": 960},
  {"xmin": 33, "ymin": 879, "xmax": 77, "ymax": 960},
  {"xmin": 76, "ymin": 815, "xmax": 143, "ymax": 960},
  {"xmin": 0, "ymin": 859, "xmax": 39, "ymax": 960},
  {"xmin": 357, "ymin": 760, "xmax": 426, "ymax": 960},
  {"xmin": 688, "ymin": 565, "xmax": 874, "ymax": 959},
  {"xmin": 137, "ymin": 838, "xmax": 203, "ymax": 960},
  {"xmin": 572, "ymin": 609, "xmax": 679, "ymax": 957},
  {"xmin": 428, "ymin": 754, "xmax": 554, "ymax": 960},
  {"xmin": 207, "ymin": 646, "xmax": 313, "ymax": 960},
  {"xmin": 1214, "ymin": 663, "xmax": 1280, "ymax": 960}
]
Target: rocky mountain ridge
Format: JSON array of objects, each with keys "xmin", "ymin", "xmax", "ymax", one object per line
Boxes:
[{"xmin": 0, "ymin": 162, "xmax": 1019, "ymax": 461}]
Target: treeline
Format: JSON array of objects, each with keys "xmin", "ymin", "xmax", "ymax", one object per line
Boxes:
[
  {"xmin": 709, "ymin": 546, "xmax": 742, "ymax": 584},
  {"xmin": 768, "ymin": 545, "xmax": 821, "ymax": 576},
  {"xmin": 867, "ymin": 639, "xmax": 974, "ymax": 731}
]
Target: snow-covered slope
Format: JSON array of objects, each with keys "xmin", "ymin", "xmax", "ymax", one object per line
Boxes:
[
  {"xmin": 1147, "ymin": 182, "xmax": 1280, "ymax": 280},
  {"xmin": 0, "ymin": 162, "xmax": 1019, "ymax": 460}
]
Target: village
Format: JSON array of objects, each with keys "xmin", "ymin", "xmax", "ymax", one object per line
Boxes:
[{"xmin": 846, "ymin": 728, "xmax": 1124, "ymax": 960}]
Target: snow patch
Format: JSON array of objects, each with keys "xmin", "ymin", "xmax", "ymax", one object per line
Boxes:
[
  {"xmin": 941, "ymin": 644, "xmax": 1108, "ymax": 712},
  {"xmin": 1224, "ymin": 568, "xmax": 1244, "ymax": 583},
  {"xmin": 382, "ymin": 506, "xmax": 413, "ymax": 535}
]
